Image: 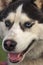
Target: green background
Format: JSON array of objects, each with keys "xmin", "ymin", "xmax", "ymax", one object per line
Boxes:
[{"xmin": 0, "ymin": 39, "xmax": 7, "ymax": 61}]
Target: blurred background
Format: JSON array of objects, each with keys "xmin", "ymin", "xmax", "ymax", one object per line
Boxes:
[{"xmin": 0, "ymin": 39, "xmax": 7, "ymax": 61}]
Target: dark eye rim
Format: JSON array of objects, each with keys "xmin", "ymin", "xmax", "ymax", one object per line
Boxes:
[
  {"xmin": 5, "ymin": 20, "xmax": 14, "ymax": 29},
  {"xmin": 24, "ymin": 22, "xmax": 34, "ymax": 28},
  {"xmin": 5, "ymin": 20, "xmax": 11, "ymax": 27}
]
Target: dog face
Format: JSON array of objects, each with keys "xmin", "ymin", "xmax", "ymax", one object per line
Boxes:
[{"xmin": 0, "ymin": 0, "xmax": 43, "ymax": 64}]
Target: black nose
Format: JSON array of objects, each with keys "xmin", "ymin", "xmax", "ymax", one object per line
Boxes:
[{"xmin": 4, "ymin": 39, "xmax": 17, "ymax": 51}]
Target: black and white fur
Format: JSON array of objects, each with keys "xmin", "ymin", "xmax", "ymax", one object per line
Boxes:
[{"xmin": 0, "ymin": 0, "xmax": 43, "ymax": 65}]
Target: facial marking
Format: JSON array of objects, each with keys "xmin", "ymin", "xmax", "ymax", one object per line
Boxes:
[
  {"xmin": 21, "ymin": 13, "xmax": 31, "ymax": 23},
  {"xmin": 4, "ymin": 4, "xmax": 34, "ymax": 25},
  {"xmin": 16, "ymin": 4, "xmax": 23, "ymax": 14},
  {"xmin": 14, "ymin": 4, "xmax": 23, "ymax": 23},
  {"xmin": 5, "ymin": 12, "xmax": 15, "ymax": 23}
]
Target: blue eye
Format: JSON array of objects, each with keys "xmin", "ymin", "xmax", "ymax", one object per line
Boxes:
[{"xmin": 24, "ymin": 22, "xmax": 34, "ymax": 28}]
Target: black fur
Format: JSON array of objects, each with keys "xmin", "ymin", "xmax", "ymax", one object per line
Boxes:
[
  {"xmin": 22, "ymin": 2, "xmax": 43, "ymax": 23},
  {"xmin": 0, "ymin": 0, "xmax": 43, "ymax": 23},
  {"xmin": 41, "ymin": 4, "xmax": 43, "ymax": 13}
]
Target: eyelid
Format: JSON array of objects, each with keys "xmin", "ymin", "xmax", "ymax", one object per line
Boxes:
[
  {"xmin": 24, "ymin": 22, "xmax": 35, "ymax": 28},
  {"xmin": 5, "ymin": 20, "xmax": 14, "ymax": 29},
  {"xmin": 30, "ymin": 22, "xmax": 34, "ymax": 26}
]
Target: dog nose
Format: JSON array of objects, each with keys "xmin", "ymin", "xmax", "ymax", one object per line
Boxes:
[{"xmin": 4, "ymin": 39, "xmax": 17, "ymax": 51}]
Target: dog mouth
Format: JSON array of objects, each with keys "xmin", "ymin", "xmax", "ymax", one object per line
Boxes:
[
  {"xmin": 8, "ymin": 39, "xmax": 36, "ymax": 63},
  {"xmin": 8, "ymin": 52, "xmax": 24, "ymax": 63}
]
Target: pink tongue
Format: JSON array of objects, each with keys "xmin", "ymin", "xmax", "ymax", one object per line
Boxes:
[{"xmin": 8, "ymin": 53, "xmax": 23, "ymax": 62}]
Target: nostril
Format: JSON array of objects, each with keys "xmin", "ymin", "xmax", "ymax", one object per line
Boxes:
[{"xmin": 4, "ymin": 40, "xmax": 17, "ymax": 51}]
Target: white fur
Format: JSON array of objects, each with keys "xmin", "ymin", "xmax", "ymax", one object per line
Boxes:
[{"xmin": 0, "ymin": 4, "xmax": 43, "ymax": 65}]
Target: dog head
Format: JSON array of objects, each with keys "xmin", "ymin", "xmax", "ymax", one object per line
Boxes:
[{"xmin": 0, "ymin": 0, "xmax": 43, "ymax": 64}]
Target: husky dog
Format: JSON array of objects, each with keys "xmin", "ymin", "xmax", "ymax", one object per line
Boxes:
[{"xmin": 0, "ymin": 0, "xmax": 43, "ymax": 65}]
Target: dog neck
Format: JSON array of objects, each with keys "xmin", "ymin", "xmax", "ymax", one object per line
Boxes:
[{"xmin": 8, "ymin": 57, "xmax": 43, "ymax": 65}]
